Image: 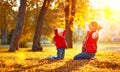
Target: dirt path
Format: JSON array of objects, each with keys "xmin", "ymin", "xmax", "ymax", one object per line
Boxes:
[
  {"xmin": 0, "ymin": 45, "xmax": 9, "ymax": 48},
  {"xmin": 104, "ymin": 47, "xmax": 120, "ymax": 51}
]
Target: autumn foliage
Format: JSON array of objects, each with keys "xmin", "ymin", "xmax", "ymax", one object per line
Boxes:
[{"xmin": 0, "ymin": 42, "xmax": 120, "ymax": 72}]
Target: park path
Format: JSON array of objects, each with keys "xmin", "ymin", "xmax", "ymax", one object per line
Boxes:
[
  {"xmin": 103, "ymin": 47, "xmax": 120, "ymax": 51},
  {"xmin": 0, "ymin": 45, "xmax": 9, "ymax": 48}
]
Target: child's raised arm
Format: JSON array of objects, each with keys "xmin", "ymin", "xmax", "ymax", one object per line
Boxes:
[
  {"xmin": 53, "ymin": 24, "xmax": 58, "ymax": 36},
  {"xmin": 85, "ymin": 22, "xmax": 89, "ymax": 31},
  {"xmin": 53, "ymin": 24, "xmax": 57, "ymax": 29},
  {"xmin": 61, "ymin": 29, "xmax": 66, "ymax": 37},
  {"xmin": 92, "ymin": 25, "xmax": 102, "ymax": 39}
]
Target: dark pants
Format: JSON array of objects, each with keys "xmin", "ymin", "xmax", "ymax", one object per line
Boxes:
[
  {"xmin": 53, "ymin": 48, "xmax": 65, "ymax": 60},
  {"xmin": 74, "ymin": 52, "xmax": 95, "ymax": 60}
]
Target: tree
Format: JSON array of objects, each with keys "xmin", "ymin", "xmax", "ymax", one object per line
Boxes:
[
  {"xmin": 64, "ymin": 0, "xmax": 76, "ymax": 48},
  {"xmin": 9, "ymin": 0, "xmax": 27, "ymax": 52},
  {"xmin": 32, "ymin": 0, "xmax": 51, "ymax": 51},
  {"xmin": 0, "ymin": 1, "xmax": 15, "ymax": 44}
]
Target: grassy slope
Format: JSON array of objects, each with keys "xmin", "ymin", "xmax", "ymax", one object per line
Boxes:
[{"xmin": 0, "ymin": 42, "xmax": 120, "ymax": 72}]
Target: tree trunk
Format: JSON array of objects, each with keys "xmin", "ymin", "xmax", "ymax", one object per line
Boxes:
[
  {"xmin": 69, "ymin": 0, "xmax": 76, "ymax": 48},
  {"xmin": 64, "ymin": 0, "xmax": 71, "ymax": 48},
  {"xmin": 1, "ymin": 28, "xmax": 7, "ymax": 44},
  {"xmin": 1, "ymin": 8, "xmax": 7, "ymax": 45},
  {"xmin": 32, "ymin": 0, "xmax": 51, "ymax": 51},
  {"xmin": 64, "ymin": 0, "xmax": 76, "ymax": 48},
  {"xmin": 9, "ymin": 0, "xmax": 26, "ymax": 52}
]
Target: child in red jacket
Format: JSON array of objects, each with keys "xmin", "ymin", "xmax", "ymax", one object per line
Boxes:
[
  {"xmin": 51, "ymin": 25, "xmax": 67, "ymax": 60},
  {"xmin": 74, "ymin": 21, "xmax": 102, "ymax": 60}
]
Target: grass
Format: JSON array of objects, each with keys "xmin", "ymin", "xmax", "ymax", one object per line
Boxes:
[{"xmin": 0, "ymin": 42, "xmax": 120, "ymax": 72}]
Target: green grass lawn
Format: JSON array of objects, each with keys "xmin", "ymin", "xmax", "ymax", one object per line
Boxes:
[{"xmin": 0, "ymin": 42, "xmax": 120, "ymax": 72}]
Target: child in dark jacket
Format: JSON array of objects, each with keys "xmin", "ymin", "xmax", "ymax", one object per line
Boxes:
[{"xmin": 52, "ymin": 25, "xmax": 67, "ymax": 60}]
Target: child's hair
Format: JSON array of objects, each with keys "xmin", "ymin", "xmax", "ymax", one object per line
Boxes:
[
  {"xmin": 89, "ymin": 21, "xmax": 98, "ymax": 28},
  {"xmin": 88, "ymin": 21, "xmax": 99, "ymax": 31}
]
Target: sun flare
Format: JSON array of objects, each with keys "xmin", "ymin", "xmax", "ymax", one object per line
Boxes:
[
  {"xmin": 90, "ymin": 0, "xmax": 120, "ymax": 22},
  {"xmin": 90, "ymin": 0, "xmax": 120, "ymax": 9}
]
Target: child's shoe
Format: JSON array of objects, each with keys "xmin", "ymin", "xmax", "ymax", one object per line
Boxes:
[{"xmin": 89, "ymin": 57, "xmax": 97, "ymax": 60}]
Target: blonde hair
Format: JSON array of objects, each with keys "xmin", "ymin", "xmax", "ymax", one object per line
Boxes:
[
  {"xmin": 90, "ymin": 21, "xmax": 98, "ymax": 27},
  {"xmin": 89, "ymin": 21, "xmax": 98, "ymax": 31}
]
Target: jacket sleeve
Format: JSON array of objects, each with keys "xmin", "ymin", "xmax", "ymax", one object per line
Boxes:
[
  {"xmin": 62, "ymin": 29, "xmax": 66, "ymax": 37},
  {"xmin": 81, "ymin": 37, "xmax": 86, "ymax": 52},
  {"xmin": 54, "ymin": 28, "xmax": 58, "ymax": 36}
]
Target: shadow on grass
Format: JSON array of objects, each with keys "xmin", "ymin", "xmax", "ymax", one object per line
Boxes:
[
  {"xmin": 89, "ymin": 60, "xmax": 120, "ymax": 70},
  {"xmin": 6, "ymin": 58, "xmax": 89, "ymax": 72},
  {"xmin": 49, "ymin": 59, "xmax": 89, "ymax": 72},
  {"xmin": 8, "ymin": 58, "xmax": 59, "ymax": 72},
  {"xmin": 0, "ymin": 51, "xmax": 10, "ymax": 53}
]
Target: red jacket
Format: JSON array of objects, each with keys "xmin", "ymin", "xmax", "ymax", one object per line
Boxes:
[
  {"xmin": 53, "ymin": 29, "xmax": 67, "ymax": 49},
  {"xmin": 82, "ymin": 31, "xmax": 98, "ymax": 53}
]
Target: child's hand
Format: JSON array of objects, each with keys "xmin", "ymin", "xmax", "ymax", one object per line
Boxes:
[
  {"xmin": 97, "ymin": 25, "xmax": 102, "ymax": 31},
  {"xmin": 53, "ymin": 24, "xmax": 56, "ymax": 29}
]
